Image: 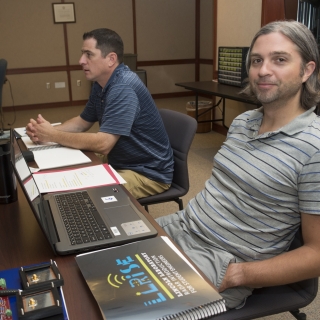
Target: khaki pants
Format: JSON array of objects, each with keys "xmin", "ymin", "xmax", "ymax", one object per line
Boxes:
[
  {"xmin": 96, "ymin": 153, "xmax": 170, "ymax": 199},
  {"xmin": 116, "ymin": 169, "xmax": 170, "ymax": 199}
]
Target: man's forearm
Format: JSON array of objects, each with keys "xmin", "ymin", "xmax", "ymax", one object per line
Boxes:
[
  {"xmin": 221, "ymin": 245, "xmax": 320, "ymax": 291},
  {"xmin": 50, "ymin": 130, "xmax": 113, "ymax": 154},
  {"xmin": 54, "ymin": 116, "xmax": 93, "ymax": 133}
]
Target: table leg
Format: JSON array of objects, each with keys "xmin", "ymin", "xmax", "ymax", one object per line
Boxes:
[
  {"xmin": 194, "ymin": 93, "xmax": 228, "ymax": 129},
  {"xmin": 222, "ymin": 98, "xmax": 227, "ymax": 128},
  {"xmin": 195, "ymin": 94, "xmax": 199, "ymax": 122}
]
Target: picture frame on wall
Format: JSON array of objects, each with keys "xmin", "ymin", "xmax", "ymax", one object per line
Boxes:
[{"xmin": 52, "ymin": 3, "xmax": 76, "ymax": 23}]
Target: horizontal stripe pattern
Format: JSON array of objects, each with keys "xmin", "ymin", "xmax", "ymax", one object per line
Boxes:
[
  {"xmin": 180, "ymin": 107, "xmax": 320, "ymax": 262},
  {"xmin": 81, "ymin": 64, "xmax": 173, "ymax": 183}
]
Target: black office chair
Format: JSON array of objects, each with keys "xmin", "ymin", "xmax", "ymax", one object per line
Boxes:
[
  {"xmin": 213, "ymin": 229, "xmax": 318, "ymax": 320},
  {"xmin": 138, "ymin": 109, "xmax": 197, "ymax": 211}
]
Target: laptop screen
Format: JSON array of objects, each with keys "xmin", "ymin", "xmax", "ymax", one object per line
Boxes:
[{"xmin": 11, "ymin": 130, "xmax": 55, "ymax": 252}]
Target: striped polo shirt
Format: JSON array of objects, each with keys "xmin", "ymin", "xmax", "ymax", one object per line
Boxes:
[
  {"xmin": 81, "ymin": 64, "xmax": 173, "ymax": 184},
  {"xmin": 180, "ymin": 107, "xmax": 320, "ymax": 262}
]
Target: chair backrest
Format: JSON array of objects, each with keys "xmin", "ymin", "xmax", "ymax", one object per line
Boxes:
[
  {"xmin": 0, "ymin": 59, "xmax": 8, "ymax": 107},
  {"xmin": 159, "ymin": 109, "xmax": 197, "ymax": 193}
]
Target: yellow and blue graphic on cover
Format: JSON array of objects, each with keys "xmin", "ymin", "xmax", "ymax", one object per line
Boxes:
[{"xmin": 107, "ymin": 253, "xmax": 197, "ymax": 307}]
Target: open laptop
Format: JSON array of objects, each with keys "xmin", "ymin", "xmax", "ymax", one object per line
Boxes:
[{"xmin": 11, "ymin": 130, "xmax": 157, "ymax": 255}]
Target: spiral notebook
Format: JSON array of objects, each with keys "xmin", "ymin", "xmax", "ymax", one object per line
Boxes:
[{"xmin": 76, "ymin": 236, "xmax": 226, "ymax": 320}]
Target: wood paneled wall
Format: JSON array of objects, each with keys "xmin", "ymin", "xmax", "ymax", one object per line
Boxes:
[{"xmin": 1, "ymin": 0, "xmax": 213, "ymax": 111}]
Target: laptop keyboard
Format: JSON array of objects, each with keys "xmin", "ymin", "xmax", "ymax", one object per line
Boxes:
[{"xmin": 55, "ymin": 191, "xmax": 113, "ymax": 245}]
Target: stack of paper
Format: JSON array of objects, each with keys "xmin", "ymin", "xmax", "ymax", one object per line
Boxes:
[{"xmin": 20, "ymin": 135, "xmax": 92, "ymax": 171}]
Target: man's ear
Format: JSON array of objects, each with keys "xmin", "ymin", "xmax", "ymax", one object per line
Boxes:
[
  {"xmin": 302, "ymin": 61, "xmax": 316, "ymax": 83},
  {"xmin": 107, "ymin": 52, "xmax": 118, "ymax": 67}
]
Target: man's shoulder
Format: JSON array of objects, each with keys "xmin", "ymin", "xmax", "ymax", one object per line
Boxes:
[
  {"xmin": 115, "ymin": 64, "xmax": 137, "ymax": 80},
  {"xmin": 303, "ymin": 114, "xmax": 320, "ymax": 145}
]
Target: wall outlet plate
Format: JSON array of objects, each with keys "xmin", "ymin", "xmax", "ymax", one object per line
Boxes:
[{"xmin": 54, "ymin": 82, "xmax": 65, "ymax": 89}]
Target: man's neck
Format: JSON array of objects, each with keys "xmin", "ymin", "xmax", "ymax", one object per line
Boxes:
[
  {"xmin": 97, "ymin": 63, "xmax": 120, "ymax": 89},
  {"xmin": 259, "ymin": 98, "xmax": 305, "ymax": 135}
]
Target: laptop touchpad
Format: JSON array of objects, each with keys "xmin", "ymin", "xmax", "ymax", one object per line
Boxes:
[
  {"xmin": 103, "ymin": 206, "xmax": 151, "ymax": 235},
  {"xmin": 103, "ymin": 205, "xmax": 139, "ymax": 224}
]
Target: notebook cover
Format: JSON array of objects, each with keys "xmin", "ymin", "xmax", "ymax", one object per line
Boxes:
[{"xmin": 76, "ymin": 236, "xmax": 226, "ymax": 320}]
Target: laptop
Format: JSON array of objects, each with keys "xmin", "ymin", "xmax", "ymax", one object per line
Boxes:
[{"xmin": 11, "ymin": 130, "xmax": 158, "ymax": 255}]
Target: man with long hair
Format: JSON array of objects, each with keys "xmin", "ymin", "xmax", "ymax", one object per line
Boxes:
[{"xmin": 157, "ymin": 20, "xmax": 320, "ymax": 309}]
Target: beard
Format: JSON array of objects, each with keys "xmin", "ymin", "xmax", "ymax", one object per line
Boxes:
[{"xmin": 250, "ymin": 77, "xmax": 303, "ymax": 106}]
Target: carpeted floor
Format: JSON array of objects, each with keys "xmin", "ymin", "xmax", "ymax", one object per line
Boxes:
[{"xmin": 152, "ymin": 96, "xmax": 320, "ymax": 320}]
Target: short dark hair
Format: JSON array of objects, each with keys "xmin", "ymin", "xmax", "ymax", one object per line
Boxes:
[
  {"xmin": 241, "ymin": 20, "xmax": 320, "ymax": 110},
  {"xmin": 83, "ymin": 28, "xmax": 124, "ymax": 63}
]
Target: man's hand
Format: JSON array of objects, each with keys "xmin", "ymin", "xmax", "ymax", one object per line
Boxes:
[
  {"xmin": 26, "ymin": 114, "xmax": 54, "ymax": 143},
  {"xmin": 25, "ymin": 114, "xmax": 120, "ymax": 154},
  {"xmin": 218, "ymin": 213, "xmax": 320, "ymax": 293},
  {"xmin": 218, "ymin": 263, "xmax": 244, "ymax": 293}
]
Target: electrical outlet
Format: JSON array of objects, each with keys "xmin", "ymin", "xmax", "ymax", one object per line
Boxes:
[
  {"xmin": 77, "ymin": 80, "xmax": 81, "ymax": 86},
  {"xmin": 46, "ymin": 83, "xmax": 50, "ymax": 89}
]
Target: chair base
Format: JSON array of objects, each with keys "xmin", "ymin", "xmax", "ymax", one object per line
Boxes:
[
  {"xmin": 144, "ymin": 198, "xmax": 183, "ymax": 212},
  {"xmin": 290, "ymin": 310, "xmax": 307, "ymax": 320}
]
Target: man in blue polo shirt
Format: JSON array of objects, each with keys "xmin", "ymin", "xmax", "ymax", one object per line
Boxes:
[{"xmin": 26, "ymin": 28, "xmax": 173, "ymax": 199}]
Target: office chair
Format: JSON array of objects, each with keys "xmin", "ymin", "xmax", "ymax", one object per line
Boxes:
[
  {"xmin": 213, "ymin": 229, "xmax": 318, "ymax": 320},
  {"xmin": 138, "ymin": 109, "xmax": 197, "ymax": 211}
]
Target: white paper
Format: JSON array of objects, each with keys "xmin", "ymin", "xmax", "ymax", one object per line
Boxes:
[
  {"xmin": 33, "ymin": 147, "xmax": 91, "ymax": 170},
  {"xmin": 14, "ymin": 127, "xmax": 28, "ymax": 137},
  {"xmin": 15, "ymin": 155, "xmax": 32, "ymax": 181},
  {"xmin": 33, "ymin": 164, "xmax": 119, "ymax": 193},
  {"xmin": 109, "ymin": 165, "xmax": 127, "ymax": 184},
  {"xmin": 21, "ymin": 136, "xmax": 59, "ymax": 150},
  {"xmin": 15, "ymin": 123, "xmax": 61, "ymax": 138},
  {"xmin": 24, "ymin": 178, "xmax": 40, "ymax": 201}
]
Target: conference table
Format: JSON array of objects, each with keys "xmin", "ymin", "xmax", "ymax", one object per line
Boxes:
[
  {"xmin": 0, "ymin": 149, "xmax": 171, "ymax": 319},
  {"xmin": 1, "ymin": 146, "xmax": 226, "ymax": 319},
  {"xmin": 175, "ymin": 81, "xmax": 260, "ymax": 128}
]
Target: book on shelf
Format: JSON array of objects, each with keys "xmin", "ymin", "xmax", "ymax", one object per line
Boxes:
[
  {"xmin": 75, "ymin": 236, "xmax": 226, "ymax": 320},
  {"xmin": 20, "ymin": 136, "xmax": 92, "ymax": 170}
]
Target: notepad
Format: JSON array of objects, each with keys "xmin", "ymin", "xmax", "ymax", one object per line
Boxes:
[
  {"xmin": 21, "ymin": 136, "xmax": 92, "ymax": 170},
  {"xmin": 21, "ymin": 136, "xmax": 60, "ymax": 150},
  {"xmin": 32, "ymin": 146, "xmax": 92, "ymax": 170}
]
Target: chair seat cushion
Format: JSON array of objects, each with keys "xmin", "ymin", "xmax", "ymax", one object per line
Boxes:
[{"xmin": 138, "ymin": 184, "xmax": 185, "ymax": 205}]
